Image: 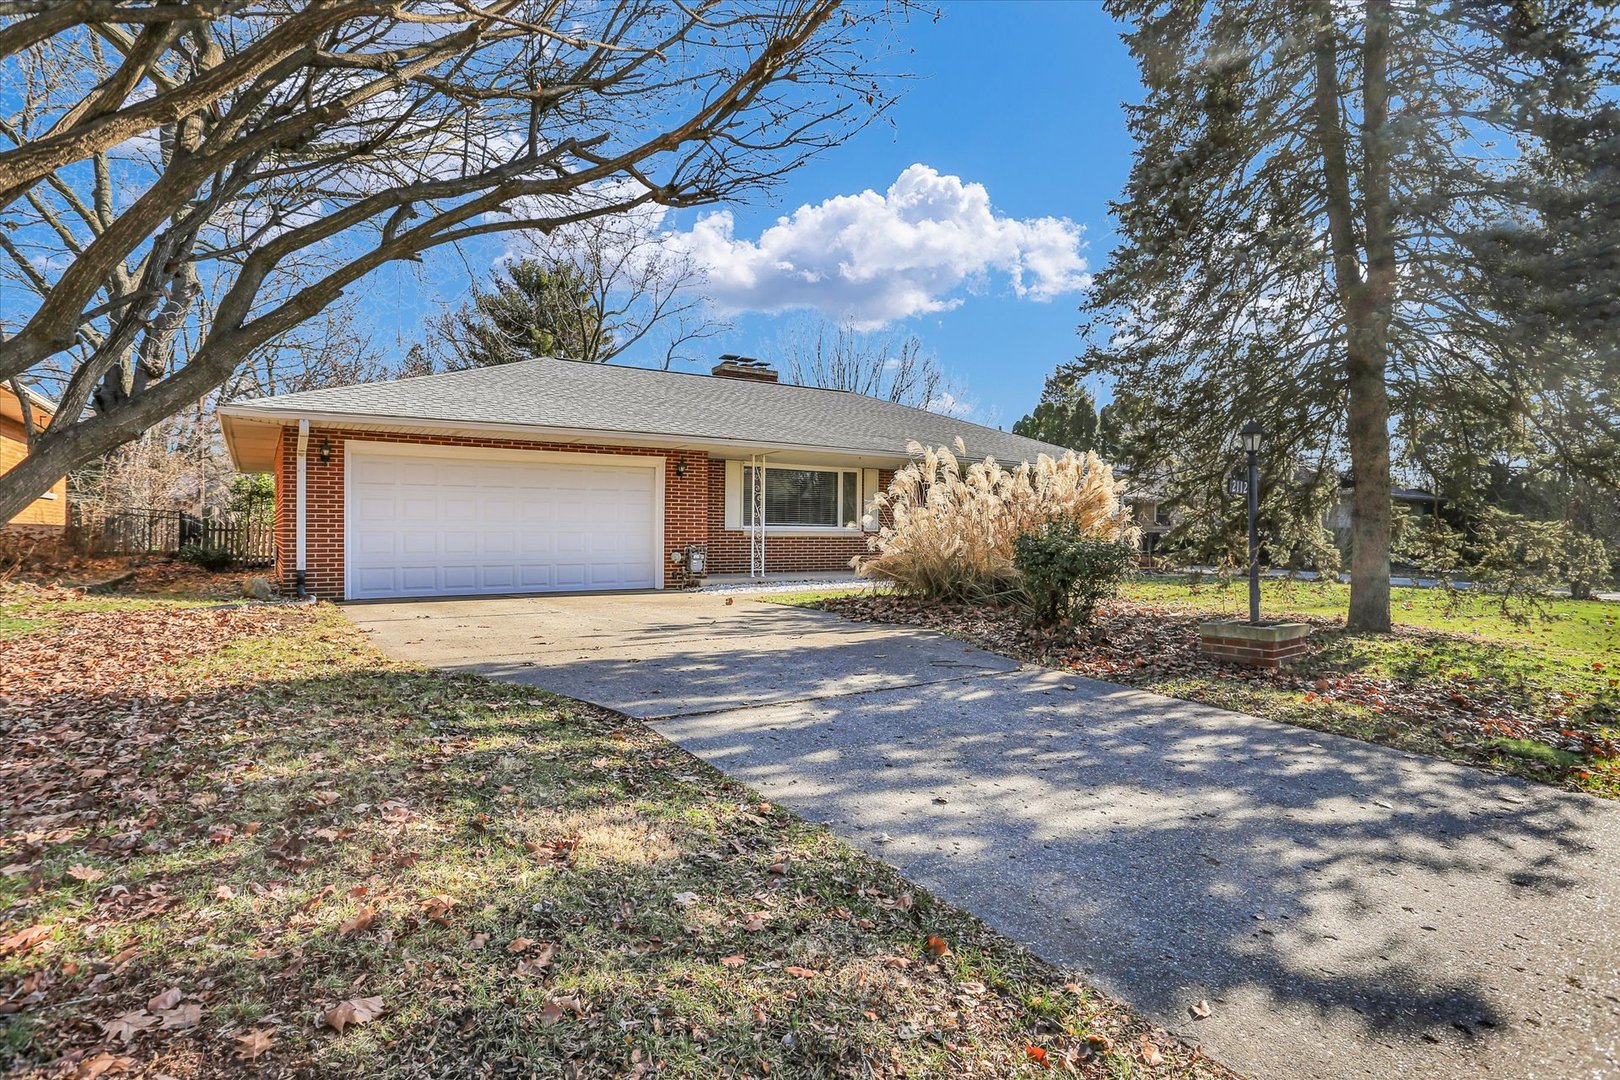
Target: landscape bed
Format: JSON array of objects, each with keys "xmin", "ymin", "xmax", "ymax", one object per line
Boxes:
[
  {"xmin": 0, "ymin": 581, "xmax": 1234, "ymax": 1079},
  {"xmin": 793, "ymin": 577, "xmax": 1620, "ymax": 799}
]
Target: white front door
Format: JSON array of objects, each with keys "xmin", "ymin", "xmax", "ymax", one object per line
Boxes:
[{"xmin": 345, "ymin": 444, "xmax": 661, "ymax": 600}]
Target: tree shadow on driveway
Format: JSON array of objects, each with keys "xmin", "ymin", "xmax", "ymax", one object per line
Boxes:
[{"xmin": 473, "ymin": 649, "xmax": 1620, "ymax": 1080}]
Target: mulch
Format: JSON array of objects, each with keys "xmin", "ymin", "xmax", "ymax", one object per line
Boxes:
[{"xmin": 817, "ymin": 593, "xmax": 1615, "ymax": 761}]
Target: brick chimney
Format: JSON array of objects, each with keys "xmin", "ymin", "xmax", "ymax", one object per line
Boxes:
[{"xmin": 710, "ymin": 354, "xmax": 778, "ymax": 383}]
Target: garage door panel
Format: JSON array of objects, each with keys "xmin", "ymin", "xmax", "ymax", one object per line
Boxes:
[
  {"xmin": 518, "ymin": 564, "xmax": 554, "ymax": 588},
  {"xmin": 347, "ymin": 448, "xmax": 658, "ymax": 600},
  {"xmin": 399, "ymin": 461, "xmax": 440, "ymax": 485},
  {"xmin": 400, "ymin": 531, "xmax": 438, "ymax": 556},
  {"xmin": 401, "ymin": 497, "xmax": 438, "ymax": 522},
  {"xmin": 438, "ymin": 530, "xmax": 475, "ymax": 556},
  {"xmin": 480, "ymin": 565, "xmax": 517, "ymax": 590},
  {"xmin": 357, "ymin": 532, "xmax": 396, "ymax": 557},
  {"xmin": 354, "ymin": 459, "xmax": 398, "ymax": 484},
  {"xmin": 438, "ymin": 565, "xmax": 477, "ymax": 591}
]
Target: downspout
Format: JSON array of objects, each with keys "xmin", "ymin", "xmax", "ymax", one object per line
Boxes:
[{"xmin": 295, "ymin": 419, "xmax": 309, "ymax": 597}]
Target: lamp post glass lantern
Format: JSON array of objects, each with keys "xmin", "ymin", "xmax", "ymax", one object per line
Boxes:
[{"xmin": 1240, "ymin": 421, "xmax": 1264, "ymax": 625}]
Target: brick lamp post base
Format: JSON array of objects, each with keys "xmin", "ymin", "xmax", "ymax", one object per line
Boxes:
[{"xmin": 1198, "ymin": 620, "xmax": 1311, "ymax": 669}]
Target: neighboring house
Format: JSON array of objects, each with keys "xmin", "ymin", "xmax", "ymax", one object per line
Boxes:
[
  {"xmin": 1325, "ymin": 480, "xmax": 1442, "ymax": 553},
  {"xmin": 1, "ymin": 383, "xmax": 66, "ymax": 536},
  {"xmin": 1118, "ymin": 470, "xmax": 1443, "ymax": 565},
  {"xmin": 219, "ymin": 356, "xmax": 1072, "ymax": 600},
  {"xmin": 1127, "ymin": 494, "xmax": 1174, "ymax": 559}
]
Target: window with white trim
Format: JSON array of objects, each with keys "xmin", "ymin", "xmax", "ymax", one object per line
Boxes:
[{"xmin": 743, "ymin": 466, "xmax": 860, "ymax": 528}]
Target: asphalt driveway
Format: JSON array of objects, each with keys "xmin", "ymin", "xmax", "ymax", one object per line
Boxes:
[{"xmin": 348, "ymin": 592, "xmax": 1620, "ymax": 1080}]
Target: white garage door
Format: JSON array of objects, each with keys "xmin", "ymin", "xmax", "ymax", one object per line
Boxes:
[{"xmin": 345, "ymin": 445, "xmax": 660, "ymax": 600}]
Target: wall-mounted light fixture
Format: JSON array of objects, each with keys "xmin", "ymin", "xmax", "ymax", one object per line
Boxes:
[
  {"xmin": 674, "ymin": 458, "xmax": 687, "ymax": 478},
  {"xmin": 319, "ymin": 438, "xmax": 333, "ymax": 465}
]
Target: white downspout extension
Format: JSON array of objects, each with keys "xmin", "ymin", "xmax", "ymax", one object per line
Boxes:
[{"xmin": 295, "ymin": 419, "xmax": 309, "ymax": 597}]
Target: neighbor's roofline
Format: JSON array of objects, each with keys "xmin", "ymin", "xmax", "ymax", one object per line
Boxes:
[{"xmin": 216, "ymin": 404, "xmax": 1022, "ymax": 469}]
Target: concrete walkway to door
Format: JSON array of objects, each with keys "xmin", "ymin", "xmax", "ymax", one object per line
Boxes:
[{"xmin": 347, "ymin": 592, "xmax": 1620, "ymax": 1080}]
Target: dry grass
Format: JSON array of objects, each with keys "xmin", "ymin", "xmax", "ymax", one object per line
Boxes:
[{"xmin": 856, "ymin": 441, "xmax": 1135, "ymax": 603}]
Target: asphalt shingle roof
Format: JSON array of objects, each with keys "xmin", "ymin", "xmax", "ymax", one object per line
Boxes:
[{"xmin": 225, "ymin": 356, "xmax": 1072, "ymax": 463}]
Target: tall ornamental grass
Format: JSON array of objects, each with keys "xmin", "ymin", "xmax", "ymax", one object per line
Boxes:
[{"xmin": 854, "ymin": 440, "xmax": 1137, "ymax": 603}]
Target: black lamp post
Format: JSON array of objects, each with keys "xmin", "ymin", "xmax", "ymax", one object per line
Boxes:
[{"xmin": 1240, "ymin": 421, "xmax": 1264, "ymax": 625}]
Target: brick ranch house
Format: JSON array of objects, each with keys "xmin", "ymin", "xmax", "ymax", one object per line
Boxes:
[
  {"xmin": 219, "ymin": 356, "xmax": 1070, "ymax": 601},
  {"xmin": 1, "ymin": 383, "xmax": 67, "ymax": 537}
]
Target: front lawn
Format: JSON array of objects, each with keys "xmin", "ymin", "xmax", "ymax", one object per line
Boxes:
[
  {"xmin": 0, "ymin": 583, "xmax": 1233, "ymax": 1079},
  {"xmin": 795, "ymin": 578, "xmax": 1620, "ymax": 799}
]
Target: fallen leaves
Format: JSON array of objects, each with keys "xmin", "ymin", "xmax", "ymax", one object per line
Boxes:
[
  {"xmin": 0, "ymin": 584, "xmax": 1241, "ymax": 1080},
  {"xmin": 421, "ymin": 894, "xmax": 456, "ymax": 925},
  {"xmin": 539, "ymin": 996, "xmax": 586, "ymax": 1025},
  {"xmin": 146, "ymin": 987, "xmax": 182, "ymax": 1012},
  {"xmin": 74, "ymin": 1051, "xmax": 135, "ymax": 1078},
  {"xmin": 100, "ymin": 1010, "xmax": 159, "ymax": 1043},
  {"xmin": 337, "ymin": 906, "xmax": 377, "ymax": 936},
  {"xmin": 233, "ymin": 1027, "xmax": 276, "ymax": 1060},
  {"xmin": 324, "ymin": 995, "xmax": 384, "ymax": 1035},
  {"xmin": 1190, "ymin": 999, "xmax": 1212, "ymax": 1019},
  {"xmin": 0, "ymin": 923, "xmax": 51, "ymax": 957},
  {"xmin": 514, "ymin": 942, "xmax": 558, "ymax": 977}
]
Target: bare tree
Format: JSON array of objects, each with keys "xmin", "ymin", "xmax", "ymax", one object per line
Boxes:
[
  {"xmin": 0, "ymin": 0, "xmax": 898, "ymax": 524},
  {"xmin": 412, "ymin": 214, "xmax": 727, "ymax": 372},
  {"xmin": 774, "ymin": 320, "xmax": 952, "ymax": 411},
  {"xmin": 535, "ymin": 212, "xmax": 730, "ymax": 369}
]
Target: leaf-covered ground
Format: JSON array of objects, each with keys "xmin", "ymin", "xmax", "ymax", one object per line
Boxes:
[
  {"xmin": 0, "ymin": 582, "xmax": 1237, "ymax": 1080},
  {"xmin": 803, "ymin": 578, "xmax": 1620, "ymax": 799}
]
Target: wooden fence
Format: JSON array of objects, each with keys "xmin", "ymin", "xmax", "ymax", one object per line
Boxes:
[{"xmin": 73, "ymin": 507, "xmax": 275, "ymax": 567}]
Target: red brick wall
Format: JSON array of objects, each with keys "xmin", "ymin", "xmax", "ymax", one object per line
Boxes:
[
  {"xmin": 702, "ymin": 459, "xmax": 894, "ymax": 575},
  {"xmin": 272, "ymin": 427, "xmax": 708, "ymax": 599},
  {"xmin": 1198, "ymin": 632, "xmax": 1311, "ymax": 669}
]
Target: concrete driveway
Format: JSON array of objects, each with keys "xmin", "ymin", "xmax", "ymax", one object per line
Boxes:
[{"xmin": 348, "ymin": 592, "xmax": 1620, "ymax": 1080}]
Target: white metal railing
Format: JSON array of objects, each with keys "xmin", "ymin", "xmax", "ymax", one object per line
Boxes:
[{"xmin": 748, "ymin": 454, "xmax": 766, "ymax": 576}]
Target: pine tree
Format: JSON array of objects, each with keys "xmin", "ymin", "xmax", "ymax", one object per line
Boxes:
[
  {"xmin": 423, "ymin": 260, "xmax": 602, "ymax": 370},
  {"xmin": 1013, "ymin": 374, "xmax": 1101, "ymax": 452},
  {"xmin": 1078, "ymin": 0, "xmax": 1618, "ymax": 631}
]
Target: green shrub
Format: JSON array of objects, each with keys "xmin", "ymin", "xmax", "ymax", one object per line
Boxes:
[
  {"xmin": 178, "ymin": 542, "xmax": 234, "ymax": 572},
  {"xmin": 1012, "ymin": 521, "xmax": 1137, "ymax": 628}
]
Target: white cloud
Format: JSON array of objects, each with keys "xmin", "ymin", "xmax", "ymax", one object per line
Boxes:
[
  {"xmin": 924, "ymin": 390, "xmax": 974, "ymax": 417},
  {"xmin": 665, "ymin": 164, "xmax": 1090, "ymax": 329}
]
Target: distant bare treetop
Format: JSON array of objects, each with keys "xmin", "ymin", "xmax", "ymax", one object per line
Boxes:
[
  {"xmin": 0, "ymin": 0, "xmax": 904, "ymax": 523},
  {"xmin": 773, "ymin": 320, "xmax": 952, "ymax": 412}
]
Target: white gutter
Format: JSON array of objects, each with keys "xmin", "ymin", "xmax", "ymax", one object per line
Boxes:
[{"xmin": 295, "ymin": 419, "xmax": 308, "ymax": 597}]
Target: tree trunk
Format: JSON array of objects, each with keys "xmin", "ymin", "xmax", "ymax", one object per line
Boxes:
[
  {"xmin": 1310, "ymin": 0, "xmax": 1395, "ymax": 633},
  {"xmin": 1348, "ymin": 0, "xmax": 1395, "ymax": 633},
  {"xmin": 1345, "ymin": 338, "xmax": 1393, "ymax": 632}
]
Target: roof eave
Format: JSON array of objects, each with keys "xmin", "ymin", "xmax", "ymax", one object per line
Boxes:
[{"xmin": 216, "ymin": 405, "xmax": 934, "ymax": 470}]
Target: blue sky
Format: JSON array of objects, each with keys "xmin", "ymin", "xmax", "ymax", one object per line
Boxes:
[{"xmin": 365, "ymin": 2, "xmax": 1142, "ymax": 429}]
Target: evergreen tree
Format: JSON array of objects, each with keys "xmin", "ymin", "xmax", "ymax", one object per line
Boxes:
[
  {"xmin": 422, "ymin": 260, "xmax": 602, "ymax": 370},
  {"xmin": 1077, "ymin": 0, "xmax": 1617, "ymax": 631},
  {"xmin": 1013, "ymin": 374, "xmax": 1101, "ymax": 451}
]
